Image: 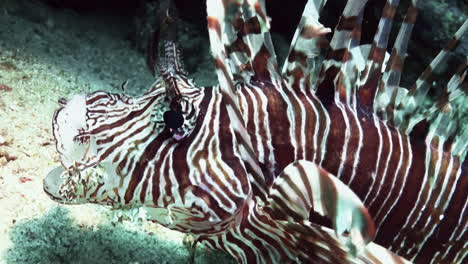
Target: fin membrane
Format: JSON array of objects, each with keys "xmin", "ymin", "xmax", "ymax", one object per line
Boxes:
[{"xmin": 265, "ymin": 160, "xmax": 376, "ymax": 255}]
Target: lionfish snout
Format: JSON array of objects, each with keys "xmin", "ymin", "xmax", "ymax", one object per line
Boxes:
[{"xmin": 45, "ymin": 93, "xmax": 125, "ymax": 205}]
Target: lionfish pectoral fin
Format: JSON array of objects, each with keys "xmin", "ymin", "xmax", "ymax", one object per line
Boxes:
[
  {"xmin": 361, "ymin": 241, "xmax": 412, "ymax": 263},
  {"xmin": 266, "ymin": 160, "xmax": 375, "ymax": 255}
]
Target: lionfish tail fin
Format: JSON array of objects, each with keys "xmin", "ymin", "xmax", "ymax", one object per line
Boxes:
[{"xmin": 265, "ymin": 160, "xmax": 376, "ymax": 255}]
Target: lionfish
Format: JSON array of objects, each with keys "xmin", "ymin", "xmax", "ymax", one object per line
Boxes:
[{"xmin": 43, "ymin": 0, "xmax": 467, "ymax": 263}]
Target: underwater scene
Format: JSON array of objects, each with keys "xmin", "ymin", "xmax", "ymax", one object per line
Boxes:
[{"xmin": 0, "ymin": 0, "xmax": 466, "ymax": 263}]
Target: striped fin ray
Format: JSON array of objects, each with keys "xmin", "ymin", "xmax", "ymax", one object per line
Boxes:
[
  {"xmin": 241, "ymin": 0, "xmax": 281, "ymax": 83},
  {"xmin": 424, "ymin": 59, "xmax": 468, "ymax": 160},
  {"xmin": 395, "ymin": 19, "xmax": 468, "ymax": 134},
  {"xmin": 357, "ymin": 0, "xmax": 400, "ymax": 111},
  {"xmin": 265, "ymin": 160, "xmax": 376, "ymax": 256},
  {"xmin": 349, "ymin": 9, "xmax": 364, "ymax": 49},
  {"xmin": 374, "ymin": 0, "xmax": 420, "ymax": 121},
  {"xmin": 447, "ymin": 59, "xmax": 468, "ymax": 158},
  {"xmin": 316, "ymin": 0, "xmax": 368, "ymax": 105},
  {"xmin": 209, "ymin": 0, "xmax": 280, "ymax": 85},
  {"xmin": 339, "ymin": 8, "xmax": 365, "ymax": 109},
  {"xmin": 281, "ymin": 0, "xmax": 331, "ymax": 92},
  {"xmin": 207, "ymin": 0, "xmax": 269, "ymax": 199}
]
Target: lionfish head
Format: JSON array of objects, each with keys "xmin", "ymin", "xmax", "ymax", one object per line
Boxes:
[
  {"xmin": 43, "ymin": 41, "xmax": 203, "ymax": 206},
  {"xmin": 43, "ymin": 92, "xmax": 139, "ymax": 206}
]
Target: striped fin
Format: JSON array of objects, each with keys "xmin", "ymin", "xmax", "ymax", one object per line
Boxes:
[
  {"xmin": 201, "ymin": 197, "xmax": 409, "ymax": 263},
  {"xmin": 208, "ymin": 0, "xmax": 280, "ymax": 85},
  {"xmin": 373, "ymin": 17, "xmax": 468, "ymax": 156},
  {"xmin": 241, "ymin": 0, "xmax": 280, "ymax": 83},
  {"xmin": 374, "ymin": 0, "xmax": 420, "ymax": 120},
  {"xmin": 405, "ymin": 19, "xmax": 468, "ymax": 111},
  {"xmin": 265, "ymin": 160, "xmax": 376, "ymax": 256},
  {"xmin": 281, "ymin": 0, "xmax": 331, "ymax": 92},
  {"xmin": 288, "ymin": 221, "xmax": 411, "ymax": 263},
  {"xmin": 146, "ymin": 0, "xmax": 178, "ymax": 76},
  {"xmin": 316, "ymin": 0, "xmax": 368, "ymax": 105},
  {"xmin": 357, "ymin": 0, "xmax": 400, "ymax": 111},
  {"xmin": 445, "ymin": 59, "xmax": 468, "ymax": 158},
  {"xmin": 206, "ymin": 0, "xmax": 269, "ymax": 199},
  {"xmin": 424, "ymin": 59, "xmax": 468, "ymax": 160},
  {"xmin": 397, "ymin": 19, "xmax": 468, "ymax": 134}
]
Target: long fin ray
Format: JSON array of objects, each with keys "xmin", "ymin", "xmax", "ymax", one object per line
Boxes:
[
  {"xmin": 374, "ymin": 0, "xmax": 420, "ymax": 121},
  {"xmin": 207, "ymin": 0, "xmax": 268, "ymax": 199},
  {"xmin": 282, "ymin": 0, "xmax": 331, "ymax": 93},
  {"xmin": 242, "ymin": 0, "xmax": 281, "ymax": 83},
  {"xmin": 209, "ymin": 0, "xmax": 280, "ymax": 86},
  {"xmin": 385, "ymin": 19, "xmax": 468, "ymax": 135},
  {"xmin": 426, "ymin": 59, "xmax": 468, "ymax": 160},
  {"xmin": 357, "ymin": 0, "xmax": 400, "ymax": 111},
  {"xmin": 316, "ymin": 0, "xmax": 368, "ymax": 105}
]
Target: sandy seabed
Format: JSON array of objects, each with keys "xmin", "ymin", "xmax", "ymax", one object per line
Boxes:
[{"xmin": 0, "ymin": 1, "xmax": 190, "ymax": 263}]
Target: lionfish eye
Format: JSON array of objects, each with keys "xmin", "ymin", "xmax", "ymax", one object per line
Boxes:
[{"xmin": 163, "ymin": 109, "xmax": 184, "ymax": 129}]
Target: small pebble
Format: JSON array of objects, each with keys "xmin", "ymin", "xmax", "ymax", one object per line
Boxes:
[
  {"xmin": 19, "ymin": 176, "xmax": 33, "ymax": 183},
  {"xmin": 0, "ymin": 157, "xmax": 7, "ymax": 166},
  {"xmin": 0, "ymin": 84, "xmax": 13, "ymax": 92}
]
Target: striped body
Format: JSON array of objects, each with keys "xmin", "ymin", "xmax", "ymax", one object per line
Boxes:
[
  {"xmin": 235, "ymin": 81, "xmax": 466, "ymax": 263},
  {"xmin": 44, "ymin": 0, "xmax": 467, "ymax": 263}
]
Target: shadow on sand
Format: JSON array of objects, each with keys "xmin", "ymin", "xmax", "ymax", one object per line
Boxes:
[{"xmin": 5, "ymin": 207, "xmax": 234, "ymax": 264}]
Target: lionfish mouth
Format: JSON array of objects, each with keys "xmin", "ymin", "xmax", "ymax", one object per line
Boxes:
[
  {"xmin": 43, "ymin": 166, "xmax": 76, "ymax": 204},
  {"xmin": 43, "ymin": 163, "xmax": 105, "ymax": 205},
  {"xmin": 45, "ymin": 93, "xmax": 103, "ymax": 204}
]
